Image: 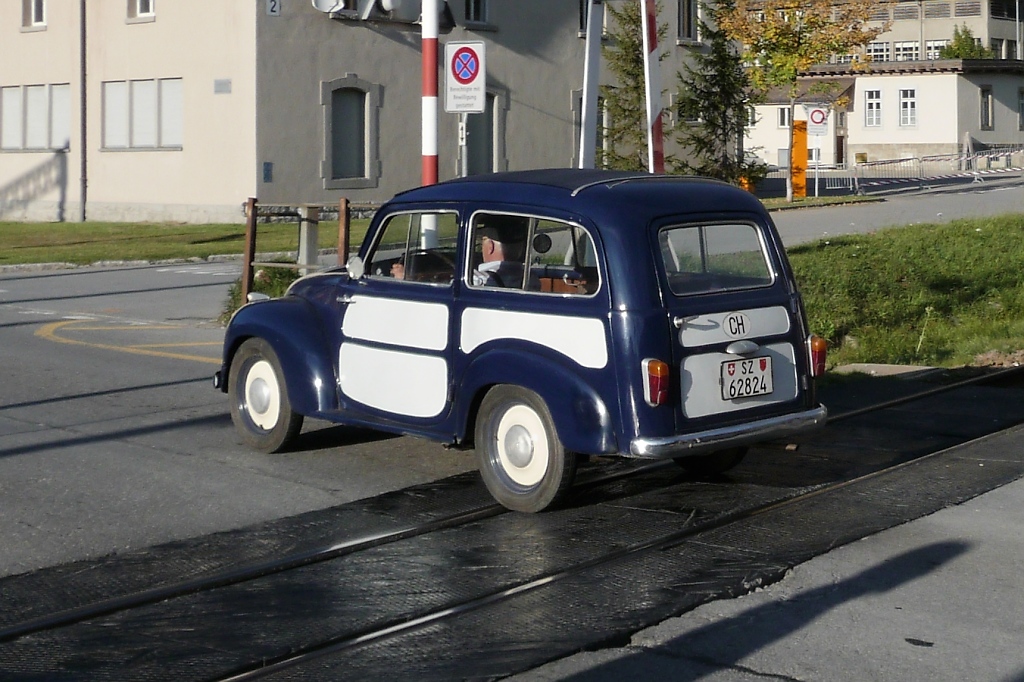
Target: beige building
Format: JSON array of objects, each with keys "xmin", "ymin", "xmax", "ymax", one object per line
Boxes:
[
  {"xmin": 746, "ymin": 1, "xmax": 1024, "ymax": 168},
  {"xmin": 0, "ymin": 0, "xmax": 706, "ymax": 223}
]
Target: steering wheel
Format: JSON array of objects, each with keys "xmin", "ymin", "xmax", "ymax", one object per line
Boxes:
[{"xmin": 405, "ymin": 250, "xmax": 455, "ymax": 283}]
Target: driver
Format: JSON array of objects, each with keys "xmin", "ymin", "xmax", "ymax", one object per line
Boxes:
[{"xmin": 473, "ymin": 215, "xmax": 527, "ymax": 288}]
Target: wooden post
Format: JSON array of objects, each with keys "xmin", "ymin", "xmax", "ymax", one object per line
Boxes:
[
  {"xmin": 241, "ymin": 197, "xmax": 258, "ymax": 302},
  {"xmin": 337, "ymin": 197, "xmax": 350, "ymax": 266}
]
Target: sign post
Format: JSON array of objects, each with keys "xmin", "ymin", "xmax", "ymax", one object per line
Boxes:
[
  {"xmin": 445, "ymin": 41, "xmax": 486, "ymax": 178},
  {"xmin": 804, "ymin": 104, "xmax": 829, "ymax": 197}
]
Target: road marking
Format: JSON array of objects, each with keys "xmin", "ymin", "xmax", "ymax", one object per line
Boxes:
[{"xmin": 36, "ymin": 319, "xmax": 221, "ymax": 365}]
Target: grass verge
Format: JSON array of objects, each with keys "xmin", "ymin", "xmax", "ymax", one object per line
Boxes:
[
  {"xmin": 0, "ymin": 219, "xmax": 370, "ymax": 266},
  {"xmin": 789, "ymin": 212, "xmax": 1024, "ymax": 368}
]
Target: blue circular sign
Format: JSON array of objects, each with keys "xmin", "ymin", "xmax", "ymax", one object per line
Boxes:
[{"xmin": 451, "ymin": 47, "xmax": 480, "ymax": 85}]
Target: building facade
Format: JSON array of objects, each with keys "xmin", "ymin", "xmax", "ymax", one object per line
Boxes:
[
  {"xmin": 0, "ymin": 0, "xmax": 706, "ymax": 223},
  {"xmin": 746, "ymin": 0, "xmax": 1024, "ymax": 168}
]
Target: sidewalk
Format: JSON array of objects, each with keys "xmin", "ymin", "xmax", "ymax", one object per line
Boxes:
[{"xmin": 512, "ymin": 428, "xmax": 1024, "ymax": 682}]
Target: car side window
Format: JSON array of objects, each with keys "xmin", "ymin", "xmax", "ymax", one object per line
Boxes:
[
  {"xmin": 659, "ymin": 222, "xmax": 774, "ymax": 296},
  {"xmin": 366, "ymin": 212, "xmax": 459, "ymax": 285},
  {"xmin": 469, "ymin": 213, "xmax": 530, "ymax": 289},
  {"xmin": 525, "ymin": 219, "xmax": 600, "ymax": 296},
  {"xmin": 467, "ymin": 213, "xmax": 600, "ymax": 296}
]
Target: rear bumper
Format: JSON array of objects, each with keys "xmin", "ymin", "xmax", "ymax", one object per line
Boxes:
[{"xmin": 628, "ymin": 404, "xmax": 827, "ymax": 459}]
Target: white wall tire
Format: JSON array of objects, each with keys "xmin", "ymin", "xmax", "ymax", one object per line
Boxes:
[
  {"xmin": 475, "ymin": 385, "xmax": 577, "ymax": 512},
  {"xmin": 229, "ymin": 338, "xmax": 303, "ymax": 453}
]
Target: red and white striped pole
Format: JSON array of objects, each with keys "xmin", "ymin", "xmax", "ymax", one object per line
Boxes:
[
  {"xmin": 421, "ymin": 0, "xmax": 439, "ymax": 186},
  {"xmin": 640, "ymin": 0, "xmax": 664, "ymax": 174}
]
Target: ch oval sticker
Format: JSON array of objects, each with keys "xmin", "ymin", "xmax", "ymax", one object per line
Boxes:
[{"xmin": 723, "ymin": 312, "xmax": 751, "ymax": 339}]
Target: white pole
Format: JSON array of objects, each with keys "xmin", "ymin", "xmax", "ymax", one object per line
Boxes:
[
  {"xmin": 640, "ymin": 0, "xmax": 664, "ymax": 173},
  {"xmin": 1018, "ymin": 0, "xmax": 1022, "ymax": 60},
  {"xmin": 579, "ymin": 0, "xmax": 602, "ymax": 169},
  {"xmin": 422, "ymin": 0, "xmax": 439, "ymax": 186}
]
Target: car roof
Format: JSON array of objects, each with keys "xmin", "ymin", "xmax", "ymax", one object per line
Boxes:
[{"xmin": 387, "ymin": 168, "xmax": 767, "ymax": 221}]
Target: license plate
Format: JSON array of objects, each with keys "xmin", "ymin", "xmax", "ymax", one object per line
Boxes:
[{"xmin": 721, "ymin": 356, "xmax": 773, "ymax": 400}]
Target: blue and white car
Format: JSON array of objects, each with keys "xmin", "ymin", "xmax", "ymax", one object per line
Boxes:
[{"xmin": 215, "ymin": 169, "xmax": 827, "ymax": 512}]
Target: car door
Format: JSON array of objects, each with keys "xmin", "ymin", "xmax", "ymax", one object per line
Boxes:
[
  {"xmin": 656, "ymin": 217, "xmax": 809, "ymax": 424},
  {"xmin": 335, "ymin": 210, "xmax": 459, "ymax": 425}
]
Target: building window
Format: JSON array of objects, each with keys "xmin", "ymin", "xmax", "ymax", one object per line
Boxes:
[
  {"xmin": 22, "ymin": 0, "xmax": 45, "ymax": 29},
  {"xmin": 465, "ymin": 0, "xmax": 486, "ymax": 23},
  {"xmin": 990, "ymin": 0, "xmax": 1017, "ymax": 19},
  {"xmin": 894, "ymin": 41, "xmax": 919, "ymax": 61},
  {"xmin": 1018, "ymin": 88, "xmax": 1024, "ymax": 131},
  {"xmin": 102, "ymin": 78, "xmax": 183, "ymax": 150},
  {"xmin": 899, "ymin": 89, "xmax": 917, "ymax": 126},
  {"xmin": 777, "ymin": 106, "xmax": 791, "ymax": 128},
  {"xmin": 981, "ymin": 86, "xmax": 994, "ymax": 130},
  {"xmin": 127, "ymin": 0, "xmax": 155, "ymax": 23},
  {"xmin": 1, "ymin": 83, "xmax": 70, "ymax": 151},
  {"xmin": 578, "ymin": 0, "xmax": 606, "ymax": 34},
  {"xmin": 572, "ymin": 89, "xmax": 605, "ymax": 168},
  {"xmin": 678, "ymin": 0, "xmax": 698, "ymax": 42},
  {"xmin": 866, "ymin": 41, "xmax": 890, "ymax": 62},
  {"xmin": 321, "ymin": 74, "xmax": 381, "ymax": 190},
  {"xmin": 465, "ymin": 96, "xmax": 494, "ymax": 175},
  {"xmin": 865, "ymin": 90, "xmax": 881, "ymax": 127},
  {"xmin": 331, "ymin": 89, "xmax": 365, "ymax": 179},
  {"xmin": 925, "ymin": 39, "xmax": 950, "ymax": 59}
]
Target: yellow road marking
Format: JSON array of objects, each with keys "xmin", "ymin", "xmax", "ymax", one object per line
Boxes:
[
  {"xmin": 36, "ymin": 320, "xmax": 221, "ymax": 365},
  {"xmin": 131, "ymin": 342, "xmax": 222, "ymax": 349}
]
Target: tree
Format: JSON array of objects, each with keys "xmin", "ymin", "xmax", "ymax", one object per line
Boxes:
[
  {"xmin": 939, "ymin": 25, "xmax": 995, "ymax": 59},
  {"xmin": 674, "ymin": 0, "xmax": 765, "ymax": 185},
  {"xmin": 717, "ymin": 0, "xmax": 889, "ymax": 201},
  {"xmin": 600, "ymin": 0, "xmax": 672, "ymax": 171}
]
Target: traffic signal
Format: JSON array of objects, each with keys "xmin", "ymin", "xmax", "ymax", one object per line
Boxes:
[{"xmin": 311, "ymin": 0, "xmax": 451, "ymax": 24}]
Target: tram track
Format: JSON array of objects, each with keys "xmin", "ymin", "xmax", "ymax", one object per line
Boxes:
[{"xmin": 2, "ymin": 366, "xmax": 1024, "ymax": 680}]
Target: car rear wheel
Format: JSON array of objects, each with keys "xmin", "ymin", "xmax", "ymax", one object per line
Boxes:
[
  {"xmin": 475, "ymin": 385, "xmax": 577, "ymax": 512},
  {"xmin": 674, "ymin": 446, "xmax": 748, "ymax": 476},
  {"xmin": 229, "ymin": 338, "xmax": 303, "ymax": 453}
]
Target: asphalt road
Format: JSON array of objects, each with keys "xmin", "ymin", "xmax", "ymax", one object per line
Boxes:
[
  {"xmin": 0, "ymin": 174, "xmax": 1021, "ymax": 578},
  {"xmin": 771, "ymin": 172, "xmax": 1024, "ymax": 245},
  {"xmin": 0, "ymin": 263, "xmax": 476, "ymax": 578}
]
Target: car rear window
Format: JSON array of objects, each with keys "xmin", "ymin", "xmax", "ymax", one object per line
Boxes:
[{"xmin": 658, "ymin": 222, "xmax": 773, "ymax": 296}]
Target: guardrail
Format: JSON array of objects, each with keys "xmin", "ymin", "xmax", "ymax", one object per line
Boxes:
[
  {"xmin": 762, "ymin": 145, "xmax": 1024, "ymax": 196},
  {"xmin": 240, "ymin": 197, "xmax": 379, "ymax": 302},
  {"xmin": 853, "ymin": 147, "xmax": 1024, "ymax": 192}
]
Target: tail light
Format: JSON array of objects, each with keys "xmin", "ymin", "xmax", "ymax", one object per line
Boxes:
[
  {"xmin": 642, "ymin": 358, "xmax": 670, "ymax": 406},
  {"xmin": 808, "ymin": 335, "xmax": 827, "ymax": 378}
]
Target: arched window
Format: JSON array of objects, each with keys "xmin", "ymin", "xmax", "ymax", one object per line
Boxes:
[{"xmin": 321, "ymin": 74, "xmax": 381, "ymax": 189}]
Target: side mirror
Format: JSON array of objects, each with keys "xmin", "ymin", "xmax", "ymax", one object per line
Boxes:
[{"xmin": 346, "ymin": 255, "xmax": 365, "ymax": 279}]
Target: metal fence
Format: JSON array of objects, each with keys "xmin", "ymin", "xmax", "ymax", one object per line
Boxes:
[{"xmin": 763, "ymin": 144, "xmax": 1024, "ymax": 195}]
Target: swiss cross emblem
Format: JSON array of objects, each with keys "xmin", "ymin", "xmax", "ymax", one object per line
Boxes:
[
  {"xmin": 727, "ymin": 363, "xmax": 736, "ymax": 376},
  {"xmin": 760, "ymin": 358, "xmax": 767, "ymax": 371}
]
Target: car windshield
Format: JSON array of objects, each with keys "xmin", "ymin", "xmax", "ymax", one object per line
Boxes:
[{"xmin": 659, "ymin": 222, "xmax": 773, "ymax": 296}]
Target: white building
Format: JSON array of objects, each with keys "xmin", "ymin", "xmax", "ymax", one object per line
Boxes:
[
  {"xmin": 746, "ymin": 0, "xmax": 1024, "ymax": 168},
  {"xmin": 748, "ymin": 60, "xmax": 1024, "ymax": 168}
]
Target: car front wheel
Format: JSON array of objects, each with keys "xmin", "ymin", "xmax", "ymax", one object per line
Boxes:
[
  {"xmin": 228, "ymin": 338, "xmax": 303, "ymax": 452},
  {"xmin": 475, "ymin": 385, "xmax": 577, "ymax": 512}
]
